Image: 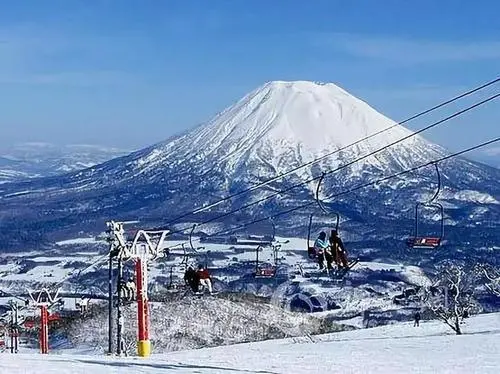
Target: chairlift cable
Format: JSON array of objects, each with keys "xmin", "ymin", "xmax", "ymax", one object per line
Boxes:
[
  {"xmin": 160, "ymin": 135, "xmax": 500, "ymax": 252},
  {"xmin": 163, "ymin": 77, "xmax": 500, "ymax": 224},
  {"xmin": 164, "ymin": 91, "xmax": 500, "ymax": 239},
  {"xmin": 192, "ymin": 135, "xmax": 500, "ymax": 242}
]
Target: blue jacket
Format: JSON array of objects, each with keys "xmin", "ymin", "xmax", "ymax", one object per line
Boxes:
[{"xmin": 314, "ymin": 238, "xmax": 329, "ymax": 254}]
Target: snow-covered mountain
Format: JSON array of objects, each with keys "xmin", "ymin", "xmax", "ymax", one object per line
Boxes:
[
  {"xmin": 0, "ymin": 143, "xmax": 129, "ymax": 183},
  {"xmin": 473, "ymin": 146, "xmax": 500, "ymax": 168},
  {"xmin": 129, "ymin": 80, "xmax": 438, "ymax": 179},
  {"xmin": 0, "ymin": 81, "xmax": 499, "ymax": 248}
]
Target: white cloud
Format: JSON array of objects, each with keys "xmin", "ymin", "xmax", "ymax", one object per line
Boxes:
[
  {"xmin": 313, "ymin": 33, "xmax": 500, "ymax": 64},
  {"xmin": 0, "ymin": 24, "xmax": 142, "ymax": 87},
  {"xmin": 482, "ymin": 146, "xmax": 500, "ymax": 156}
]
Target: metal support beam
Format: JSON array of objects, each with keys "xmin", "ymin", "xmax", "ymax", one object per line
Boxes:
[
  {"xmin": 108, "ymin": 253, "xmax": 114, "ymax": 355},
  {"xmin": 116, "ymin": 254, "xmax": 123, "ymax": 356}
]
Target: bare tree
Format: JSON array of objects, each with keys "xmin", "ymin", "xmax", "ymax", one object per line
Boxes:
[
  {"xmin": 479, "ymin": 265, "xmax": 500, "ymax": 297},
  {"xmin": 424, "ymin": 263, "xmax": 481, "ymax": 335}
]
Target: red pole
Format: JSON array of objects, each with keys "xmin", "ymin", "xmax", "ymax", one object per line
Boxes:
[
  {"xmin": 40, "ymin": 306, "xmax": 48, "ymax": 354},
  {"xmin": 39, "ymin": 306, "xmax": 44, "ymax": 354},
  {"xmin": 136, "ymin": 258, "xmax": 150, "ymax": 356}
]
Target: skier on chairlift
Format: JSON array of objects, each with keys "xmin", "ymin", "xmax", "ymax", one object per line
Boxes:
[
  {"xmin": 329, "ymin": 229, "xmax": 349, "ymax": 269},
  {"xmin": 314, "ymin": 231, "xmax": 329, "ymax": 271},
  {"xmin": 324, "ymin": 240, "xmax": 335, "ymax": 272},
  {"xmin": 184, "ymin": 264, "xmax": 200, "ymax": 293},
  {"xmin": 197, "ymin": 264, "xmax": 213, "ymax": 294},
  {"xmin": 125, "ymin": 277, "xmax": 136, "ymax": 301},
  {"xmin": 121, "ymin": 276, "xmax": 136, "ymax": 302}
]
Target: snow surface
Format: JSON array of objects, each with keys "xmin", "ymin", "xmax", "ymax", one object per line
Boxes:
[
  {"xmin": 0, "ymin": 234, "xmax": 435, "ymax": 336},
  {"xmin": 1, "ymin": 312, "xmax": 499, "ymax": 373},
  {"xmin": 131, "ymin": 80, "xmax": 447, "ymax": 180},
  {"xmin": 1, "ymin": 80, "xmax": 498, "ymax": 236},
  {"xmin": 55, "ymin": 238, "xmax": 100, "ymax": 246}
]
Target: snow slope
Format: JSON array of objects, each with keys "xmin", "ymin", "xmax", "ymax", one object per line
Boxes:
[
  {"xmin": 66, "ymin": 294, "xmax": 334, "ymax": 354},
  {"xmin": 1, "ymin": 312, "xmax": 499, "ymax": 373},
  {"xmin": 129, "ymin": 80, "xmax": 442, "ymax": 177}
]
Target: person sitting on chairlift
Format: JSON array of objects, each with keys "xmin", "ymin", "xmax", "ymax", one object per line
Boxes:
[
  {"xmin": 329, "ymin": 229, "xmax": 349, "ymax": 269},
  {"xmin": 123, "ymin": 277, "xmax": 136, "ymax": 301},
  {"xmin": 197, "ymin": 264, "xmax": 213, "ymax": 294},
  {"xmin": 314, "ymin": 232, "xmax": 329, "ymax": 270},
  {"xmin": 76, "ymin": 297, "xmax": 89, "ymax": 314},
  {"xmin": 184, "ymin": 264, "xmax": 200, "ymax": 293},
  {"xmin": 324, "ymin": 238, "xmax": 335, "ymax": 271}
]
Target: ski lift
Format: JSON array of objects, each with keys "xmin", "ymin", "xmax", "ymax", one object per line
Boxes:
[
  {"xmin": 166, "ymin": 265, "xmax": 189, "ymax": 292},
  {"xmin": 189, "ymin": 225, "xmax": 210, "ymax": 268},
  {"xmin": 307, "ymin": 172, "xmax": 340, "ymax": 258},
  {"xmin": 307, "ymin": 214, "xmax": 316, "ymax": 259},
  {"xmin": 315, "ymin": 172, "xmax": 340, "ymax": 232},
  {"xmin": 254, "ymin": 244, "xmax": 278, "ymax": 278},
  {"xmin": 180, "ymin": 243, "xmax": 188, "ymax": 266},
  {"xmin": 407, "ymin": 163, "xmax": 444, "ymax": 249},
  {"xmin": 254, "ymin": 219, "xmax": 279, "ymax": 278}
]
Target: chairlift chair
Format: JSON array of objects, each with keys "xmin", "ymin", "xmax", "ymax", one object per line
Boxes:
[
  {"xmin": 189, "ymin": 224, "xmax": 210, "ymax": 268},
  {"xmin": 254, "ymin": 242, "xmax": 278, "ymax": 278},
  {"xmin": 407, "ymin": 163, "xmax": 445, "ymax": 249},
  {"xmin": 254, "ymin": 219, "xmax": 280, "ymax": 278},
  {"xmin": 307, "ymin": 172, "xmax": 340, "ymax": 259},
  {"xmin": 315, "ymin": 173, "xmax": 340, "ymax": 231},
  {"xmin": 255, "ymin": 267, "xmax": 277, "ymax": 278}
]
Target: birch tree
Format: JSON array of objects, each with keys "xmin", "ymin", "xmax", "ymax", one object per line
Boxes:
[
  {"xmin": 424, "ymin": 263, "xmax": 481, "ymax": 335},
  {"xmin": 479, "ymin": 264, "xmax": 500, "ymax": 297}
]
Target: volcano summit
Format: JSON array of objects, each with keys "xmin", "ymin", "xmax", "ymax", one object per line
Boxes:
[{"xmin": 0, "ymin": 81, "xmax": 498, "ymax": 248}]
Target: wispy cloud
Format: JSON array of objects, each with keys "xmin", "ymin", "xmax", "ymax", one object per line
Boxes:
[
  {"xmin": 0, "ymin": 70, "xmax": 136, "ymax": 87},
  {"xmin": 0, "ymin": 24, "xmax": 141, "ymax": 87},
  {"xmin": 313, "ymin": 33, "xmax": 500, "ymax": 64},
  {"xmin": 482, "ymin": 146, "xmax": 500, "ymax": 156}
]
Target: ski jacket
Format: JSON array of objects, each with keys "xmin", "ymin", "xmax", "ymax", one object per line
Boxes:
[
  {"xmin": 197, "ymin": 269, "xmax": 210, "ymax": 280},
  {"xmin": 184, "ymin": 267, "xmax": 196, "ymax": 281},
  {"xmin": 330, "ymin": 236, "xmax": 346, "ymax": 253},
  {"xmin": 125, "ymin": 281, "xmax": 135, "ymax": 290},
  {"xmin": 313, "ymin": 238, "xmax": 329, "ymax": 254}
]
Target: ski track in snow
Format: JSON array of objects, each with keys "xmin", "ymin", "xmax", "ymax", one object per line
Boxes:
[{"xmin": 1, "ymin": 313, "xmax": 499, "ymax": 373}]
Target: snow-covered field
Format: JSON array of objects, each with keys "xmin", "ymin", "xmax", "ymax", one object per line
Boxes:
[
  {"xmin": 1, "ymin": 312, "xmax": 499, "ymax": 373},
  {"xmin": 0, "ymin": 235, "xmax": 435, "ymax": 328},
  {"xmin": 0, "ymin": 235, "xmax": 400, "ymax": 288}
]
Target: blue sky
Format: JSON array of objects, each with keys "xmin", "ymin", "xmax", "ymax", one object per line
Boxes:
[{"xmin": 0, "ymin": 0, "xmax": 499, "ymax": 161}]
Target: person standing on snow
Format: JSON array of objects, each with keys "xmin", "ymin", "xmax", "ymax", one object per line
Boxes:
[
  {"xmin": 314, "ymin": 232, "xmax": 329, "ymax": 271},
  {"xmin": 414, "ymin": 311, "xmax": 421, "ymax": 327},
  {"xmin": 197, "ymin": 264, "xmax": 213, "ymax": 294}
]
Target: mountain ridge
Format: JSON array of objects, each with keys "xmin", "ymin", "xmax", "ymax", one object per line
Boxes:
[
  {"xmin": 0, "ymin": 80, "xmax": 498, "ymax": 249},
  {"xmin": 0, "ymin": 143, "xmax": 129, "ymax": 183}
]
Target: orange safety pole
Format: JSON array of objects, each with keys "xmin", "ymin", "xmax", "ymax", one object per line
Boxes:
[{"xmin": 136, "ymin": 258, "xmax": 150, "ymax": 357}]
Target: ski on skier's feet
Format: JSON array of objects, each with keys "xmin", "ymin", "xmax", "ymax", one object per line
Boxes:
[
  {"xmin": 330, "ymin": 259, "xmax": 360, "ymax": 278},
  {"xmin": 347, "ymin": 258, "xmax": 360, "ymax": 269},
  {"xmin": 193, "ymin": 291, "xmax": 218, "ymax": 297}
]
